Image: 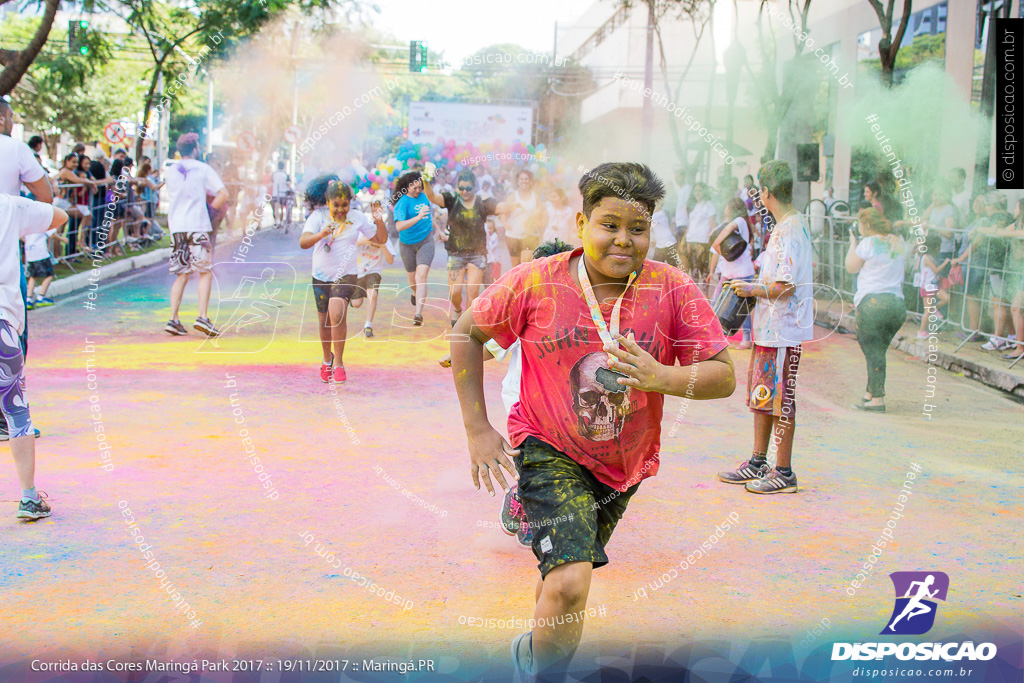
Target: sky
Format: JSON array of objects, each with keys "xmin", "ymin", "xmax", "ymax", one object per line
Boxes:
[{"xmin": 367, "ymin": 0, "xmax": 602, "ymax": 68}]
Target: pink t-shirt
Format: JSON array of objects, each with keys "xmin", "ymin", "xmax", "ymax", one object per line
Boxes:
[{"xmin": 472, "ymin": 249, "xmax": 728, "ymax": 491}]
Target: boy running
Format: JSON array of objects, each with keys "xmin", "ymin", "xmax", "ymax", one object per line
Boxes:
[
  {"xmin": 350, "ymin": 200, "xmax": 397, "ymax": 338},
  {"xmin": 450, "ymin": 163, "xmax": 735, "ymax": 681},
  {"xmin": 164, "ymin": 133, "xmax": 228, "ymax": 337}
]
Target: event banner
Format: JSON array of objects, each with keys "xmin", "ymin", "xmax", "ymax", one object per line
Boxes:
[{"xmin": 407, "ymin": 101, "xmax": 533, "ymax": 147}]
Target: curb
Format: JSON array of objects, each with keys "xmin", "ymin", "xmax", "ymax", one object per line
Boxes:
[
  {"xmin": 814, "ymin": 307, "xmax": 1024, "ymax": 401},
  {"xmin": 49, "ymin": 249, "xmax": 171, "ymax": 297},
  {"xmin": 47, "ymin": 229, "xmax": 264, "ymax": 298}
]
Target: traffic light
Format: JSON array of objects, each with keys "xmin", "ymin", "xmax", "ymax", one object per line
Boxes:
[
  {"xmin": 409, "ymin": 40, "xmax": 428, "ymax": 72},
  {"xmin": 69, "ymin": 20, "xmax": 89, "ymax": 55}
]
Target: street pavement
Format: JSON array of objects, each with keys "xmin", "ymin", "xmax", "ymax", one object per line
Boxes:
[{"xmin": 4, "ymin": 227, "xmax": 1021, "ymax": 680}]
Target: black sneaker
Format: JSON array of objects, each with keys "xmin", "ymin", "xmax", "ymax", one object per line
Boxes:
[
  {"xmin": 745, "ymin": 469, "xmax": 798, "ymax": 494},
  {"xmin": 500, "ymin": 486, "xmax": 525, "ymax": 536},
  {"xmin": 0, "ymin": 427, "xmax": 42, "ymax": 441},
  {"xmin": 717, "ymin": 459, "xmax": 769, "ymax": 484},
  {"xmin": 17, "ymin": 491, "xmax": 51, "ymax": 520},
  {"xmin": 164, "ymin": 319, "xmax": 188, "ymax": 336},
  {"xmin": 364, "ymin": 326, "xmax": 374, "ymax": 338},
  {"xmin": 194, "ymin": 317, "xmax": 221, "ymax": 337}
]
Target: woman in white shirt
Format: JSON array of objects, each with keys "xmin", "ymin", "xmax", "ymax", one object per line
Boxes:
[
  {"xmin": 497, "ymin": 169, "xmax": 547, "ymax": 267},
  {"xmin": 846, "ymin": 207, "xmax": 908, "ymax": 413},
  {"xmin": 683, "ymin": 182, "xmax": 716, "ymax": 281},
  {"xmin": 542, "ymin": 188, "xmax": 576, "ymax": 246},
  {"xmin": 709, "ymin": 198, "xmax": 755, "ymax": 348}
]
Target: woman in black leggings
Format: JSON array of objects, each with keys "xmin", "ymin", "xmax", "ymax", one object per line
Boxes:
[{"xmin": 846, "ymin": 208, "xmax": 909, "ymax": 412}]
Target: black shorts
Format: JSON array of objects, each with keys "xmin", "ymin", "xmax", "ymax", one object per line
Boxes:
[
  {"xmin": 312, "ymin": 275, "xmax": 358, "ymax": 313},
  {"xmin": 26, "ymin": 259, "xmax": 54, "ymax": 280},
  {"xmin": 515, "ymin": 436, "xmax": 640, "ymax": 578},
  {"xmin": 351, "ymin": 272, "xmax": 382, "ymax": 301}
]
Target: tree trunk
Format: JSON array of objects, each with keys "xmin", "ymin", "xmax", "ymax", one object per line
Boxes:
[
  {"xmin": 136, "ymin": 62, "xmax": 165, "ymax": 159},
  {"xmin": 0, "ymin": 0, "xmax": 60, "ymax": 96}
]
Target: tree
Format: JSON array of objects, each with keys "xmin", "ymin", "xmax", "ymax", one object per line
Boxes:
[
  {"xmin": 0, "ymin": 0, "xmax": 61, "ymax": 96},
  {"xmin": 866, "ymin": 0, "xmax": 914, "ymax": 88},
  {"xmin": 613, "ymin": 0, "xmax": 716, "ymax": 170},
  {"xmin": 3, "ymin": 15, "xmax": 125, "ymax": 157},
  {"xmin": 94, "ymin": 0, "xmax": 358, "ymax": 158}
]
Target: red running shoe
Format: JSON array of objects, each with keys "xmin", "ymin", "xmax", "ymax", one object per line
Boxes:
[
  {"xmin": 319, "ymin": 355, "xmax": 333, "ymax": 383},
  {"xmin": 333, "ymin": 365, "xmax": 347, "ymax": 383}
]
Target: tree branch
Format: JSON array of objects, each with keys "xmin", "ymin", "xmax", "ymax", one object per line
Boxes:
[
  {"xmin": 0, "ymin": 0, "xmax": 60, "ymax": 96},
  {"xmin": 889, "ymin": 0, "xmax": 914, "ymax": 61}
]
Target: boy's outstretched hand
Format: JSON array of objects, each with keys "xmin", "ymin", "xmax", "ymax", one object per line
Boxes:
[
  {"xmin": 467, "ymin": 425, "xmax": 520, "ymax": 497},
  {"xmin": 605, "ymin": 333, "xmax": 663, "ymax": 393}
]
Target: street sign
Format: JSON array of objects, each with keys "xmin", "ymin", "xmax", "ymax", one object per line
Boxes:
[
  {"xmin": 104, "ymin": 121, "xmax": 127, "ymax": 145},
  {"xmin": 284, "ymin": 125, "xmax": 302, "ymax": 144},
  {"xmin": 236, "ymin": 132, "xmax": 257, "ymax": 153}
]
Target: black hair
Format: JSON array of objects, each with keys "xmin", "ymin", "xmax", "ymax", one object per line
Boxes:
[
  {"xmin": 922, "ymin": 232, "xmax": 942, "ymax": 257},
  {"xmin": 456, "ymin": 170, "xmax": 476, "ymax": 188},
  {"xmin": 304, "ymin": 173, "xmax": 340, "ymax": 208},
  {"xmin": 277, "ymin": 161, "xmax": 285, "ymax": 170},
  {"xmin": 865, "ymin": 181, "xmax": 881, "ymax": 197},
  {"xmin": 532, "ymin": 239, "xmax": 574, "ymax": 259},
  {"xmin": 62, "ymin": 153, "xmax": 78, "ymax": 165},
  {"xmin": 110, "ymin": 159, "xmax": 125, "ymax": 178},
  {"xmin": 757, "ymin": 160, "xmax": 794, "ymax": 204},
  {"xmin": 27, "ymin": 135, "xmax": 43, "ymax": 151},
  {"xmin": 391, "ymin": 171, "xmax": 422, "ymax": 206},
  {"xmin": 577, "ymin": 162, "xmax": 665, "ymax": 218},
  {"xmin": 175, "ymin": 133, "xmax": 200, "ymax": 159},
  {"xmin": 326, "ymin": 179, "xmax": 353, "ymax": 202}
]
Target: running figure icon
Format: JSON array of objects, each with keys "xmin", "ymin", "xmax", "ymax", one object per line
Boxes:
[{"xmin": 887, "ymin": 574, "xmax": 939, "ymax": 631}]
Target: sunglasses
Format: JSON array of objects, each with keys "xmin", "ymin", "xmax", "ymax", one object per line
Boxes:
[{"xmin": 457, "ymin": 185, "xmax": 475, "ymax": 192}]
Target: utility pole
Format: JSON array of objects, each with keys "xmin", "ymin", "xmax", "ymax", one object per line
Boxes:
[
  {"xmin": 206, "ymin": 72, "xmax": 213, "ymax": 154},
  {"xmin": 642, "ymin": 0, "xmax": 655, "ymax": 161},
  {"xmin": 548, "ymin": 21, "xmax": 557, "ymax": 149},
  {"xmin": 290, "ymin": 20, "xmax": 300, "ymax": 178}
]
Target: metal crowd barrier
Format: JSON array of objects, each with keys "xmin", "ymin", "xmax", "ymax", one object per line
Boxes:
[
  {"xmin": 808, "ymin": 208, "xmax": 1024, "ymax": 370},
  {"xmin": 46, "ymin": 180, "xmax": 168, "ymax": 273}
]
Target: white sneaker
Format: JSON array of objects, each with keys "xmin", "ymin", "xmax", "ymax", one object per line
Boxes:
[{"xmin": 981, "ymin": 337, "xmax": 1008, "ymax": 351}]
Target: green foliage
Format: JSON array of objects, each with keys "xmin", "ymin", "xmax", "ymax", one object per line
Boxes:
[
  {"xmin": 860, "ymin": 33, "xmax": 947, "ymax": 81},
  {"xmin": 3, "ymin": 15, "xmax": 142, "ymax": 143}
]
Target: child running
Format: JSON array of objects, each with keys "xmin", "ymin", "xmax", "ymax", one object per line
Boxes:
[
  {"xmin": 0, "ymin": 193, "xmax": 68, "ymax": 519},
  {"xmin": 350, "ymin": 199, "xmax": 397, "ymax": 338},
  {"xmin": 24, "ymin": 226, "xmax": 68, "ymax": 309},
  {"xmin": 300, "ymin": 180, "xmax": 387, "ymax": 382},
  {"xmin": 441, "ymin": 239, "xmax": 575, "ymax": 549},
  {"xmin": 450, "ymin": 162, "xmax": 735, "ymax": 682}
]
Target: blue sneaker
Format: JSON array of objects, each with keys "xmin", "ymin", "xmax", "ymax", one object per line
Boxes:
[
  {"xmin": 510, "ymin": 632, "xmax": 534, "ymax": 682},
  {"xmin": 25, "ymin": 300, "xmax": 35, "ymax": 311},
  {"xmin": 35, "ymin": 297, "xmax": 54, "ymax": 307},
  {"xmin": 17, "ymin": 491, "xmax": 51, "ymax": 520}
]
